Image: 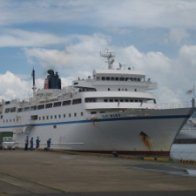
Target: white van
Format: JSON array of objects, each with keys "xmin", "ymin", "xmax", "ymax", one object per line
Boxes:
[{"xmin": 2, "ymin": 137, "xmax": 16, "ymax": 150}]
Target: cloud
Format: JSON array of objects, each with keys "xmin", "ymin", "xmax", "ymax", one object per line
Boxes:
[
  {"xmin": 24, "ymin": 34, "xmax": 109, "ymax": 75},
  {"xmin": 0, "ymin": 29, "xmax": 65, "ymax": 47},
  {"xmin": 1, "ymin": 0, "xmax": 196, "ymax": 29},
  {"xmin": 166, "ymin": 28, "xmax": 190, "ymax": 44},
  {"xmin": 0, "ymin": 71, "xmax": 31, "ymax": 100}
]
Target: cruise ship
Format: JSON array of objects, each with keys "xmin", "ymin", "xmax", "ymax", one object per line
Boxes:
[{"xmin": 0, "ymin": 51, "xmax": 195, "ymax": 155}]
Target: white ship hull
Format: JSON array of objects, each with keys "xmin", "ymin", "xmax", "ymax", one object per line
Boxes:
[{"xmin": 9, "ymin": 108, "xmax": 194, "ymax": 155}]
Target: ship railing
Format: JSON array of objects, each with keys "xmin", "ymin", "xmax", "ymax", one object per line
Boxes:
[{"xmin": 157, "ymin": 101, "xmax": 192, "ymax": 109}]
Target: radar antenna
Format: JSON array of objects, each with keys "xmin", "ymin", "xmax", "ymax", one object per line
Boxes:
[{"xmin": 100, "ymin": 49, "xmax": 115, "ymax": 69}]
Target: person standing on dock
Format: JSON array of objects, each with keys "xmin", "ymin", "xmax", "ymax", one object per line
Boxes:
[
  {"xmin": 30, "ymin": 137, "xmax": 34, "ymax": 150},
  {"xmin": 24, "ymin": 136, "xmax": 29, "ymax": 150},
  {"xmin": 36, "ymin": 137, "xmax": 40, "ymax": 149},
  {"xmin": 47, "ymin": 138, "xmax": 51, "ymax": 150}
]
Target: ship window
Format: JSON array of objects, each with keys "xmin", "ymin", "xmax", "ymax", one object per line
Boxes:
[
  {"xmin": 63, "ymin": 114, "xmax": 66, "ymax": 118},
  {"xmin": 46, "ymin": 116, "xmax": 49, "ymax": 120},
  {"xmin": 59, "ymin": 114, "xmax": 61, "ymax": 118},
  {"xmin": 63, "ymin": 100, "xmax": 71, "ymax": 106},
  {"xmin": 38, "ymin": 105, "xmax": 44, "ymax": 110},
  {"xmin": 5, "ymin": 108, "xmax": 10, "ymax": 113},
  {"xmin": 42, "ymin": 116, "xmax": 45, "ymax": 120},
  {"xmin": 91, "ymin": 111, "xmax": 96, "ymax": 114},
  {"xmin": 54, "ymin": 102, "xmax": 62, "ymax": 107},
  {"xmin": 85, "ymin": 98, "xmax": 96, "ymax": 102},
  {"xmin": 104, "ymin": 99, "xmax": 107, "ymax": 102},
  {"xmin": 0, "ymin": 115, "xmax": 3, "ymax": 119},
  {"xmin": 81, "ymin": 112, "xmax": 83, "ymax": 116},
  {"xmin": 31, "ymin": 115, "xmax": 38, "ymax": 120},
  {"xmin": 31, "ymin": 105, "xmax": 37, "ymax": 110},
  {"xmin": 111, "ymin": 77, "xmax": 114, "ymax": 80},
  {"xmin": 39, "ymin": 117, "xmax": 41, "ymax": 120},
  {"xmin": 72, "ymin": 99, "xmax": 82, "ymax": 104},
  {"xmin": 18, "ymin": 108, "xmax": 22, "ymax": 112},
  {"xmin": 24, "ymin": 107, "xmax": 30, "ymax": 111},
  {"xmin": 106, "ymin": 77, "xmax": 110, "ymax": 80},
  {"xmin": 74, "ymin": 113, "xmax": 77, "ymax": 117},
  {"xmin": 102, "ymin": 77, "xmax": 105, "ymax": 80},
  {"xmin": 50, "ymin": 115, "xmax": 53, "ymax": 119},
  {"xmin": 10, "ymin": 107, "xmax": 16, "ymax": 112},
  {"xmin": 115, "ymin": 77, "xmax": 119, "ymax": 81},
  {"xmin": 69, "ymin": 113, "xmax": 71, "ymax": 117},
  {"xmin": 54, "ymin": 115, "xmax": 57, "ymax": 119},
  {"xmin": 46, "ymin": 103, "xmax": 52, "ymax": 108}
]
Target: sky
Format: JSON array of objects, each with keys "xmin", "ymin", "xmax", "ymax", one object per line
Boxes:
[{"xmin": 0, "ymin": 0, "xmax": 196, "ymax": 106}]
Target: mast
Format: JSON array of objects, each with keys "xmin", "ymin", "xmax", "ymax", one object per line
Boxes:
[
  {"xmin": 100, "ymin": 50, "xmax": 115, "ymax": 70},
  {"xmin": 32, "ymin": 67, "xmax": 36, "ymax": 95}
]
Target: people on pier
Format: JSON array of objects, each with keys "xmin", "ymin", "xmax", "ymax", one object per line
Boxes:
[
  {"xmin": 30, "ymin": 137, "xmax": 34, "ymax": 150},
  {"xmin": 24, "ymin": 136, "xmax": 29, "ymax": 150},
  {"xmin": 36, "ymin": 137, "xmax": 40, "ymax": 149},
  {"xmin": 47, "ymin": 138, "xmax": 51, "ymax": 150}
]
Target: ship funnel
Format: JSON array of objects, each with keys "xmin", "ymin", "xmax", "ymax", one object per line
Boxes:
[{"xmin": 44, "ymin": 69, "xmax": 61, "ymax": 89}]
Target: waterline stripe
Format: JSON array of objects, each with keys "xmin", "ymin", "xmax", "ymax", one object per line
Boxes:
[{"xmin": 0, "ymin": 114, "xmax": 190, "ymax": 129}]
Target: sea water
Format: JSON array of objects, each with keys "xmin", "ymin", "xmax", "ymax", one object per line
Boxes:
[{"xmin": 170, "ymin": 144, "xmax": 196, "ymax": 161}]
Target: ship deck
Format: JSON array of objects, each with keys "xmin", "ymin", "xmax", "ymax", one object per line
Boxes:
[{"xmin": 0, "ymin": 150, "xmax": 196, "ymax": 195}]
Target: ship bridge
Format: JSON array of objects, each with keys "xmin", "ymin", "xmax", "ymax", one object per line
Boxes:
[{"xmin": 73, "ymin": 68, "xmax": 157, "ymax": 92}]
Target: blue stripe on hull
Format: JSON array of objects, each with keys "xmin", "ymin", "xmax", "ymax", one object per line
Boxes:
[{"xmin": 0, "ymin": 114, "xmax": 190, "ymax": 129}]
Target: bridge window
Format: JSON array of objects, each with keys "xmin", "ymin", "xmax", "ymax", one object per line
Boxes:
[
  {"xmin": 46, "ymin": 103, "xmax": 52, "ymax": 108},
  {"xmin": 72, "ymin": 99, "xmax": 82, "ymax": 104},
  {"xmin": 5, "ymin": 108, "xmax": 10, "ymax": 113},
  {"xmin": 38, "ymin": 105, "xmax": 44, "ymax": 110},
  {"xmin": 31, "ymin": 105, "xmax": 37, "ymax": 110},
  {"xmin": 54, "ymin": 102, "xmax": 61, "ymax": 107},
  {"xmin": 17, "ymin": 108, "xmax": 22, "ymax": 112},
  {"xmin": 10, "ymin": 107, "xmax": 16, "ymax": 112},
  {"xmin": 85, "ymin": 98, "xmax": 96, "ymax": 102},
  {"xmin": 63, "ymin": 100, "xmax": 71, "ymax": 106}
]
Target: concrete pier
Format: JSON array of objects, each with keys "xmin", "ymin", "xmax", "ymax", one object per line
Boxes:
[{"xmin": 0, "ymin": 150, "xmax": 196, "ymax": 195}]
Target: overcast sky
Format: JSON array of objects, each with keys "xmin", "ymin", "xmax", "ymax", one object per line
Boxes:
[{"xmin": 0, "ymin": 0, "xmax": 196, "ymax": 106}]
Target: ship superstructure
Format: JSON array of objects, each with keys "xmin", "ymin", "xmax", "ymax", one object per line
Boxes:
[{"xmin": 0, "ymin": 51, "xmax": 194, "ymax": 155}]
